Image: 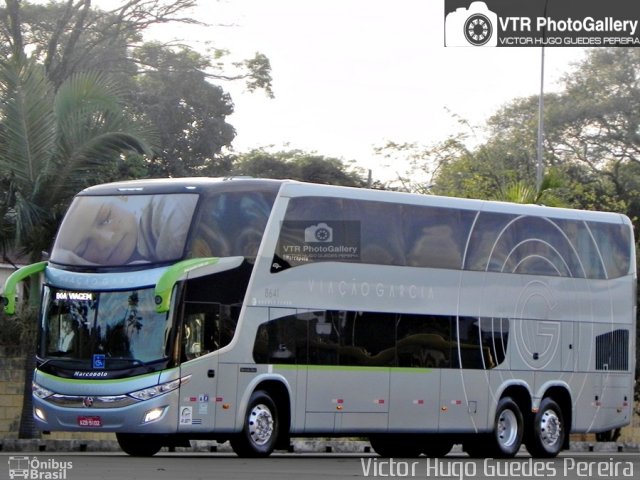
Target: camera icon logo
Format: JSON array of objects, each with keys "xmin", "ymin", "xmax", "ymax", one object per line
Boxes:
[
  {"xmin": 445, "ymin": 1, "xmax": 498, "ymax": 47},
  {"xmin": 304, "ymin": 223, "xmax": 333, "ymax": 243}
]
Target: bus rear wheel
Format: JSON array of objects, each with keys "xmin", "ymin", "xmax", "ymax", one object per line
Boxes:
[
  {"xmin": 116, "ymin": 433, "xmax": 162, "ymax": 457},
  {"xmin": 230, "ymin": 390, "xmax": 279, "ymax": 457},
  {"xmin": 525, "ymin": 397, "xmax": 565, "ymax": 458}
]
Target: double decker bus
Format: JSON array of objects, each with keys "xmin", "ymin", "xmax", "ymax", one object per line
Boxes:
[{"xmin": 2, "ymin": 178, "xmax": 635, "ymax": 458}]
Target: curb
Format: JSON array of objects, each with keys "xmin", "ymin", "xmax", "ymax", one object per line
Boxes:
[{"xmin": 0, "ymin": 439, "xmax": 638, "ymax": 454}]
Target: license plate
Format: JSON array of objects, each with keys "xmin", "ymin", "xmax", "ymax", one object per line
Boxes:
[{"xmin": 77, "ymin": 416, "xmax": 102, "ymax": 427}]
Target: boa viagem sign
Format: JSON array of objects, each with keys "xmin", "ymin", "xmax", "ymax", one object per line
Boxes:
[{"xmin": 445, "ymin": 0, "xmax": 640, "ymax": 47}]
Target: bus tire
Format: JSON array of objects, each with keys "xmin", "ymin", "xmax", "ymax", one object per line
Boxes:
[
  {"xmin": 490, "ymin": 397, "xmax": 523, "ymax": 458},
  {"xmin": 525, "ymin": 397, "xmax": 565, "ymax": 458},
  {"xmin": 116, "ymin": 433, "xmax": 162, "ymax": 457},
  {"xmin": 230, "ymin": 390, "xmax": 279, "ymax": 458}
]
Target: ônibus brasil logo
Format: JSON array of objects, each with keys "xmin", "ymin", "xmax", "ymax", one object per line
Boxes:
[{"xmin": 8, "ymin": 456, "xmax": 73, "ymax": 479}]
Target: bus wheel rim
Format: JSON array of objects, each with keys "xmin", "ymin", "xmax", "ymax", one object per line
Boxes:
[
  {"xmin": 497, "ymin": 409, "xmax": 518, "ymax": 448},
  {"xmin": 248, "ymin": 403, "xmax": 274, "ymax": 446},
  {"xmin": 539, "ymin": 409, "xmax": 561, "ymax": 448}
]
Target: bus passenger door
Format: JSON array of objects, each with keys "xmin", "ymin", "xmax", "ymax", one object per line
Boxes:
[
  {"xmin": 177, "ymin": 300, "xmax": 223, "ymax": 432},
  {"xmin": 174, "ymin": 264, "xmax": 247, "ymax": 433}
]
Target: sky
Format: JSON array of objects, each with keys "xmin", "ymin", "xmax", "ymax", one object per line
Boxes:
[{"xmin": 144, "ymin": 1, "xmax": 588, "ymax": 181}]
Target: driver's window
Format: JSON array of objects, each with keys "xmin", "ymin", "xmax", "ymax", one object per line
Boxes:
[
  {"xmin": 178, "ymin": 267, "xmax": 248, "ymax": 362},
  {"xmin": 182, "ymin": 304, "xmax": 218, "ymax": 361},
  {"xmin": 181, "ymin": 302, "xmax": 240, "ymax": 362},
  {"xmin": 183, "ymin": 313, "xmax": 205, "ymax": 360}
]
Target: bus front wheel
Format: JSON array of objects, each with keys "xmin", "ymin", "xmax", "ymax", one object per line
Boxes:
[
  {"xmin": 525, "ymin": 397, "xmax": 565, "ymax": 458},
  {"xmin": 230, "ymin": 390, "xmax": 279, "ymax": 457},
  {"xmin": 116, "ymin": 433, "xmax": 162, "ymax": 457}
]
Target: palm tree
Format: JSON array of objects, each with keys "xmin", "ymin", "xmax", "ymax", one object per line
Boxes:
[
  {"xmin": 494, "ymin": 170, "xmax": 564, "ymax": 206},
  {"xmin": 0, "ymin": 55, "xmax": 151, "ymax": 438},
  {"xmin": 0, "ymin": 55, "xmax": 151, "ymax": 264}
]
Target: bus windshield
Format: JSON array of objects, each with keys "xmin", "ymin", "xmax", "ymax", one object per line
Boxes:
[
  {"xmin": 41, "ymin": 286, "xmax": 172, "ymax": 368},
  {"xmin": 50, "ymin": 193, "xmax": 199, "ymax": 267}
]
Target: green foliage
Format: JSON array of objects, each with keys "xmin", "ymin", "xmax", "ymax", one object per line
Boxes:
[
  {"xmin": 390, "ymin": 48, "xmax": 640, "ymax": 220},
  {"xmin": 374, "ymin": 137, "xmax": 472, "ymax": 193},
  {"xmin": 0, "ymin": 57, "xmax": 150, "ymax": 262},
  {"xmin": 242, "ymin": 53, "xmax": 275, "ymax": 98},
  {"xmin": 231, "ymin": 148, "xmax": 367, "ymax": 187},
  {"xmin": 0, "ymin": 1, "xmax": 275, "ymax": 178},
  {"xmin": 0, "ymin": 305, "xmax": 38, "ymax": 349},
  {"xmin": 130, "ymin": 43, "xmax": 235, "ymax": 176},
  {"xmin": 493, "ymin": 169, "xmax": 565, "ymax": 206}
]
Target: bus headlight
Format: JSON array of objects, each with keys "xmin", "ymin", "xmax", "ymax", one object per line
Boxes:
[
  {"xmin": 34, "ymin": 407, "xmax": 47, "ymax": 422},
  {"xmin": 144, "ymin": 407, "xmax": 167, "ymax": 423},
  {"xmin": 128, "ymin": 376, "xmax": 190, "ymax": 401},
  {"xmin": 33, "ymin": 382, "xmax": 54, "ymax": 399}
]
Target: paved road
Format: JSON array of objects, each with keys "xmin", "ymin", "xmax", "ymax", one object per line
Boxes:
[{"xmin": 2, "ymin": 452, "xmax": 639, "ymax": 480}]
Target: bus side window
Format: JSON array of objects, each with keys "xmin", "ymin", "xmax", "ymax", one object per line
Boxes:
[
  {"xmin": 218, "ymin": 304, "xmax": 240, "ymax": 349},
  {"xmin": 396, "ymin": 314, "xmax": 454, "ymax": 368},
  {"xmin": 253, "ymin": 313, "xmax": 305, "ymax": 364}
]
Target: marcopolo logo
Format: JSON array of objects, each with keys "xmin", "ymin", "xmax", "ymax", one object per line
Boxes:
[
  {"xmin": 8, "ymin": 456, "xmax": 73, "ymax": 479},
  {"xmin": 445, "ymin": 1, "xmax": 498, "ymax": 46},
  {"xmin": 445, "ymin": 0, "xmax": 640, "ymax": 47}
]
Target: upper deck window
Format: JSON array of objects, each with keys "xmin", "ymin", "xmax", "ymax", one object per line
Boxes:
[
  {"xmin": 188, "ymin": 190, "xmax": 276, "ymax": 260},
  {"xmin": 50, "ymin": 194, "xmax": 198, "ymax": 267},
  {"xmin": 275, "ymin": 196, "xmax": 632, "ymax": 279}
]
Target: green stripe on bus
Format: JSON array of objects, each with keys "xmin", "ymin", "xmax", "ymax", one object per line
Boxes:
[
  {"xmin": 2, "ymin": 261, "xmax": 47, "ymax": 315},
  {"xmin": 271, "ymin": 364, "xmax": 432, "ymax": 373},
  {"xmin": 154, "ymin": 257, "xmax": 219, "ymax": 313}
]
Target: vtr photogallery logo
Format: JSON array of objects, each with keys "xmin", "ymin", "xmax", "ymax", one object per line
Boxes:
[
  {"xmin": 445, "ymin": 0, "xmax": 640, "ymax": 47},
  {"xmin": 445, "ymin": 1, "xmax": 498, "ymax": 46}
]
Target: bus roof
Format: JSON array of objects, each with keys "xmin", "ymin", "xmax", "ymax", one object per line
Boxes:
[
  {"xmin": 76, "ymin": 177, "xmax": 630, "ymax": 226},
  {"xmin": 76, "ymin": 177, "xmax": 287, "ymax": 196}
]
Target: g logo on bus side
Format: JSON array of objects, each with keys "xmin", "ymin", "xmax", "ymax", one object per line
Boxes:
[{"xmin": 513, "ymin": 281, "xmax": 561, "ymax": 370}]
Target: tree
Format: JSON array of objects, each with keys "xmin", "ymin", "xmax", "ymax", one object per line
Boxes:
[
  {"xmin": 130, "ymin": 43, "xmax": 235, "ymax": 176},
  {"xmin": 231, "ymin": 148, "xmax": 367, "ymax": 187},
  {"xmin": 0, "ymin": 57, "xmax": 151, "ymax": 263},
  {"xmin": 0, "ymin": 0, "xmax": 274, "ymax": 176},
  {"xmin": 1, "ymin": 0, "xmax": 202, "ymax": 87},
  {"xmin": 398, "ymin": 49, "xmax": 638, "ymax": 215}
]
